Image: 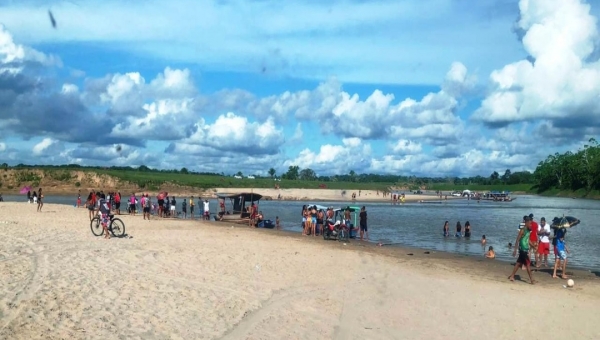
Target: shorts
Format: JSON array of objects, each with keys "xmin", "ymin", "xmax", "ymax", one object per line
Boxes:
[
  {"xmin": 190, "ymin": 206, "xmax": 194, "ymax": 213},
  {"xmin": 312, "ymin": 217, "xmax": 316, "ymax": 224},
  {"xmin": 182, "ymin": 207, "xmax": 187, "ymax": 213},
  {"xmin": 115, "ymin": 202, "xmax": 121, "ymax": 209},
  {"xmin": 517, "ymin": 250, "xmax": 530, "ymax": 266},
  {"xmin": 101, "ymin": 214, "xmax": 110, "ymax": 227},
  {"xmin": 204, "ymin": 211, "xmax": 210, "ymax": 216},
  {"xmin": 538, "ymin": 242, "xmax": 550, "ymax": 255},
  {"xmin": 143, "ymin": 207, "xmax": 150, "ymax": 213},
  {"xmin": 360, "ymin": 223, "xmax": 367, "ymax": 231},
  {"xmin": 88, "ymin": 205, "xmax": 95, "ymax": 211},
  {"xmin": 129, "ymin": 203, "xmax": 135, "ymax": 211},
  {"xmin": 171, "ymin": 206, "xmax": 176, "ymax": 211},
  {"xmin": 302, "ymin": 217, "xmax": 306, "ymax": 222},
  {"xmin": 558, "ymin": 250, "xmax": 568, "ymax": 261}
]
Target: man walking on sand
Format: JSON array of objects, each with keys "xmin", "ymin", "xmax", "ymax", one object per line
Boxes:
[{"xmin": 509, "ymin": 216, "xmax": 535, "ymax": 284}]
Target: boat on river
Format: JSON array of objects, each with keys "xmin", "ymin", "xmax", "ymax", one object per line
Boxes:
[
  {"xmin": 215, "ymin": 192, "xmax": 273, "ymax": 227},
  {"xmin": 479, "ymin": 191, "xmax": 516, "ymax": 202}
]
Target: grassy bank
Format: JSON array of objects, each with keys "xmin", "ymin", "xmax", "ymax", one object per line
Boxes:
[{"xmin": 536, "ymin": 188, "xmax": 600, "ymax": 200}]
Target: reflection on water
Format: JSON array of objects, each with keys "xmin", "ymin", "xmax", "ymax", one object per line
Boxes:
[{"xmin": 3, "ymin": 194, "xmax": 599, "ymax": 269}]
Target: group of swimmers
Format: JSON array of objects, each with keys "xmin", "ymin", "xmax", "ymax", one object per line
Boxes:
[{"xmin": 442, "ymin": 221, "xmax": 472, "ymax": 238}]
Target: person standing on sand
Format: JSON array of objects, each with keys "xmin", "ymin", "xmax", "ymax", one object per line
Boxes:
[
  {"xmin": 115, "ymin": 192, "xmax": 121, "ymax": 215},
  {"xmin": 508, "ymin": 216, "xmax": 535, "ymax": 284},
  {"xmin": 359, "ymin": 206, "xmax": 368, "ymax": 241},
  {"xmin": 182, "ymin": 199, "xmax": 187, "ymax": 219},
  {"xmin": 552, "ymin": 227, "xmax": 570, "ymax": 279},
  {"xmin": 528, "ymin": 213, "xmax": 539, "ymax": 266},
  {"xmin": 143, "ymin": 194, "xmax": 151, "ymax": 220},
  {"xmin": 537, "ymin": 217, "xmax": 551, "ymax": 267},
  {"xmin": 77, "ymin": 190, "xmax": 81, "ymax": 208},
  {"xmin": 37, "ymin": 188, "xmax": 43, "ymax": 212}
]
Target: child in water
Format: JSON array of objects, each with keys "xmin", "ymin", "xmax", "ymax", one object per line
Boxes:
[
  {"xmin": 276, "ymin": 216, "xmax": 280, "ymax": 230},
  {"xmin": 485, "ymin": 246, "xmax": 495, "ymax": 259},
  {"xmin": 481, "ymin": 235, "xmax": 487, "ymax": 245}
]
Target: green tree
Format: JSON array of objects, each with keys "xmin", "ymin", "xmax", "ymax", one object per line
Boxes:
[
  {"xmin": 268, "ymin": 168, "xmax": 276, "ymax": 178},
  {"xmin": 501, "ymin": 169, "xmax": 511, "ymax": 182},
  {"xmin": 349, "ymin": 170, "xmax": 356, "ymax": 182},
  {"xmin": 236, "ymin": 171, "xmax": 243, "ymax": 177},
  {"xmin": 180, "ymin": 167, "xmax": 189, "ymax": 174},
  {"xmin": 490, "ymin": 171, "xmax": 499, "ymax": 181},
  {"xmin": 138, "ymin": 165, "xmax": 150, "ymax": 172},
  {"xmin": 299, "ymin": 168, "xmax": 317, "ymax": 181},
  {"xmin": 1, "ymin": 163, "xmax": 7, "ymax": 171},
  {"xmin": 284, "ymin": 165, "xmax": 299, "ymax": 180}
]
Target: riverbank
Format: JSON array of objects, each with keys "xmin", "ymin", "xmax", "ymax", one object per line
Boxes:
[{"xmin": 1, "ymin": 203, "xmax": 598, "ymax": 339}]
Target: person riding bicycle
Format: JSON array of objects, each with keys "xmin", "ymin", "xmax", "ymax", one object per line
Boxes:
[{"xmin": 97, "ymin": 194, "xmax": 112, "ymax": 239}]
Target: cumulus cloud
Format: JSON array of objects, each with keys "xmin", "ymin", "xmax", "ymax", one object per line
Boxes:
[
  {"xmin": 3, "ymin": 1, "xmax": 600, "ymax": 178},
  {"xmin": 473, "ymin": 0, "xmax": 600, "ymax": 129},
  {"xmin": 284, "ymin": 138, "xmax": 372, "ymax": 175}
]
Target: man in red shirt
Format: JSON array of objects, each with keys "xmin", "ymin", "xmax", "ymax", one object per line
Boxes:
[{"xmin": 528, "ymin": 213, "xmax": 539, "ymax": 266}]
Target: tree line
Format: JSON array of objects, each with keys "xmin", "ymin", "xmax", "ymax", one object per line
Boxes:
[{"xmin": 533, "ymin": 138, "xmax": 600, "ymax": 193}]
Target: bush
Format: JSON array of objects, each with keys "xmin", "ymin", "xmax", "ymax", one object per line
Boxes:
[{"xmin": 75, "ymin": 181, "xmax": 81, "ymax": 187}]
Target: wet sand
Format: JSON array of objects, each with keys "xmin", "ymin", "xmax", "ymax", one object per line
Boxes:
[{"xmin": 0, "ymin": 203, "xmax": 598, "ymax": 340}]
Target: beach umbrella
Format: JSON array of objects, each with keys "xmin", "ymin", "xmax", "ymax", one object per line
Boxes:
[
  {"xmin": 551, "ymin": 216, "xmax": 580, "ymax": 229},
  {"xmin": 20, "ymin": 186, "xmax": 31, "ymax": 194}
]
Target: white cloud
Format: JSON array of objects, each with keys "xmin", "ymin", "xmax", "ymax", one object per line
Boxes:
[
  {"xmin": 183, "ymin": 113, "xmax": 285, "ymax": 155},
  {"xmin": 285, "ymin": 138, "xmax": 372, "ymax": 174},
  {"xmin": 390, "ymin": 139, "xmax": 422, "ymax": 155},
  {"xmin": 4, "ymin": 1, "xmax": 600, "ymax": 178},
  {"xmin": 473, "ymin": 0, "xmax": 600, "ymax": 127},
  {"xmin": 32, "ymin": 138, "xmax": 59, "ymax": 156}
]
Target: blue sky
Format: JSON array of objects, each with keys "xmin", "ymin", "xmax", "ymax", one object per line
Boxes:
[{"xmin": 1, "ymin": 0, "xmax": 600, "ymax": 177}]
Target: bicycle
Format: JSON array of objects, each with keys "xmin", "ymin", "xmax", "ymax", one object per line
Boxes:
[{"xmin": 90, "ymin": 213, "xmax": 126, "ymax": 237}]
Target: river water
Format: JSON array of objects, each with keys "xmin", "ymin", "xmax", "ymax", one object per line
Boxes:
[{"xmin": 2, "ymin": 194, "xmax": 598, "ymax": 270}]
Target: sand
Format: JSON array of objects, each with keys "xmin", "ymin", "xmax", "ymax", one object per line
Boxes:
[{"xmin": 0, "ymin": 203, "xmax": 599, "ymax": 340}]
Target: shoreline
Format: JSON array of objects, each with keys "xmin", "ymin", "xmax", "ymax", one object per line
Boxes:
[
  {"xmin": 2, "ymin": 200, "xmax": 597, "ymax": 273},
  {"xmin": 1, "ymin": 203, "xmax": 599, "ymax": 339}
]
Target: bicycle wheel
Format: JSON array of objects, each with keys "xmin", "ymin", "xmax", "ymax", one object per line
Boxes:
[
  {"xmin": 109, "ymin": 218, "xmax": 126, "ymax": 237},
  {"xmin": 90, "ymin": 216, "xmax": 104, "ymax": 237}
]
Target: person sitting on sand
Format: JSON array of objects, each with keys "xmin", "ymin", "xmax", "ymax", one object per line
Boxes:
[
  {"xmin": 443, "ymin": 221, "xmax": 449, "ymax": 237},
  {"xmin": 481, "ymin": 235, "xmax": 486, "ymax": 245},
  {"xmin": 485, "ymin": 246, "xmax": 495, "ymax": 259}
]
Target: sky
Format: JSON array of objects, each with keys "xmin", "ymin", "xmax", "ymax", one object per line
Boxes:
[{"xmin": 1, "ymin": 0, "xmax": 600, "ymax": 177}]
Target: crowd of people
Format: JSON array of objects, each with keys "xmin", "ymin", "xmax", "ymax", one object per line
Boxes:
[
  {"xmin": 441, "ymin": 213, "xmax": 573, "ymax": 285},
  {"xmin": 508, "ymin": 214, "xmax": 571, "ymax": 284},
  {"xmin": 82, "ymin": 190, "xmax": 221, "ymax": 221},
  {"xmin": 300, "ymin": 205, "xmax": 369, "ymax": 241}
]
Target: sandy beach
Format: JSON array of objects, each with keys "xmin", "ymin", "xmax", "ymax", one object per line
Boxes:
[{"xmin": 1, "ymin": 203, "xmax": 599, "ymax": 340}]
